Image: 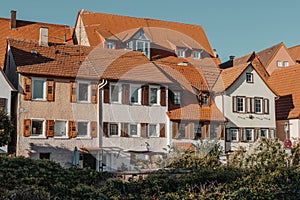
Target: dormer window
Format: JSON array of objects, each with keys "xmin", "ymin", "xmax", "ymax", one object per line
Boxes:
[
  {"xmin": 177, "ymin": 49, "xmax": 185, "ymax": 58},
  {"xmin": 276, "ymin": 61, "xmax": 282, "ymax": 67},
  {"xmin": 193, "ymin": 51, "xmax": 201, "ymax": 60},
  {"xmin": 136, "ymin": 40, "xmax": 149, "ymax": 58},
  {"xmin": 106, "ymin": 41, "xmax": 114, "ymax": 49},
  {"xmin": 246, "ymin": 73, "xmax": 253, "ymax": 83},
  {"xmin": 283, "ymin": 61, "xmax": 289, "ymax": 67},
  {"xmin": 201, "ymin": 92, "xmax": 209, "ymax": 106},
  {"xmin": 127, "ymin": 29, "xmax": 150, "ymax": 59}
]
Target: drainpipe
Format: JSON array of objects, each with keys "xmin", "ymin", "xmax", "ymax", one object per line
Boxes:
[{"xmin": 97, "ymin": 79, "xmax": 107, "ymax": 172}]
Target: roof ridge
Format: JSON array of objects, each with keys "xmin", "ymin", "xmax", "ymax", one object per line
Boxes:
[{"xmin": 0, "ymin": 17, "xmax": 70, "ymax": 28}]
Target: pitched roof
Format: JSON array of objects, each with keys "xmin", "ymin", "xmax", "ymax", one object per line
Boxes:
[
  {"xmin": 76, "ymin": 10, "xmax": 214, "ymax": 56},
  {"xmin": 0, "ymin": 17, "xmax": 73, "ymax": 68},
  {"xmin": 8, "ymin": 39, "xmax": 172, "ymax": 84},
  {"xmin": 268, "ymin": 64, "xmax": 300, "ymax": 119},
  {"xmin": 256, "ymin": 42, "xmax": 283, "ymax": 67},
  {"xmin": 288, "ymin": 45, "xmax": 300, "ymax": 63}
]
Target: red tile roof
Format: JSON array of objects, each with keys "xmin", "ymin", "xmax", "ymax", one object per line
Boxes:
[
  {"xmin": 0, "ymin": 18, "xmax": 73, "ymax": 68},
  {"xmin": 288, "ymin": 45, "xmax": 300, "ymax": 63},
  {"xmin": 76, "ymin": 10, "xmax": 214, "ymax": 56},
  {"xmin": 256, "ymin": 42, "xmax": 283, "ymax": 68},
  {"xmin": 268, "ymin": 64, "xmax": 300, "ymax": 119}
]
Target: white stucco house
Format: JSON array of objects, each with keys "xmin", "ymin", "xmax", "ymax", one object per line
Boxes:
[{"xmin": 214, "ymin": 56, "xmax": 278, "ymax": 151}]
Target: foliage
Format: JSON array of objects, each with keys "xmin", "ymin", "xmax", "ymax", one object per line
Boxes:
[{"xmin": 0, "ymin": 110, "xmax": 14, "ymax": 147}]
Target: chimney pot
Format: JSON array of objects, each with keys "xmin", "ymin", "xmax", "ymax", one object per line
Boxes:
[
  {"xmin": 39, "ymin": 27, "xmax": 49, "ymax": 46},
  {"xmin": 229, "ymin": 55, "xmax": 235, "ymax": 60},
  {"xmin": 10, "ymin": 10, "xmax": 16, "ymax": 30}
]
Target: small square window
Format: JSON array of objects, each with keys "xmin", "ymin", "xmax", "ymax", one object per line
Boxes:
[
  {"xmin": 283, "ymin": 61, "xmax": 289, "ymax": 67},
  {"xmin": 201, "ymin": 93, "xmax": 209, "ymax": 106},
  {"xmin": 193, "ymin": 51, "xmax": 200, "ymax": 60},
  {"xmin": 78, "ymin": 82, "xmax": 89, "ymax": 102},
  {"xmin": 173, "ymin": 91, "xmax": 181, "ymax": 105},
  {"xmin": 177, "ymin": 49, "xmax": 185, "ymax": 58},
  {"xmin": 31, "ymin": 119, "xmax": 45, "ymax": 136},
  {"xmin": 228, "ymin": 129, "xmax": 238, "ymax": 141},
  {"xmin": 77, "ymin": 121, "xmax": 89, "ymax": 137},
  {"xmin": 246, "ymin": 73, "xmax": 253, "ymax": 83},
  {"xmin": 109, "ymin": 123, "xmax": 119, "ymax": 136},
  {"xmin": 277, "ymin": 61, "xmax": 282, "ymax": 67},
  {"xmin": 32, "ymin": 79, "xmax": 46, "ymax": 100}
]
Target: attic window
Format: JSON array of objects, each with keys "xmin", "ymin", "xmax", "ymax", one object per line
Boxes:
[
  {"xmin": 106, "ymin": 41, "xmax": 114, "ymax": 49},
  {"xmin": 193, "ymin": 51, "xmax": 201, "ymax": 60},
  {"xmin": 31, "ymin": 50, "xmax": 38, "ymax": 56},
  {"xmin": 283, "ymin": 61, "xmax": 289, "ymax": 67},
  {"xmin": 246, "ymin": 73, "xmax": 253, "ymax": 83},
  {"xmin": 177, "ymin": 49, "xmax": 185, "ymax": 58},
  {"xmin": 276, "ymin": 61, "xmax": 282, "ymax": 67}
]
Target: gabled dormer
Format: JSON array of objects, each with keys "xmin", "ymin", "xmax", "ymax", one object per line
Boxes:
[{"xmin": 125, "ymin": 29, "xmax": 150, "ymax": 59}]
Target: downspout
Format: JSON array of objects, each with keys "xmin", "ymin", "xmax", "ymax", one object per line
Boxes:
[{"xmin": 97, "ymin": 79, "xmax": 107, "ymax": 172}]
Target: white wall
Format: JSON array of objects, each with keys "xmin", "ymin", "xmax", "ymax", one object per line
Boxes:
[{"xmin": 289, "ymin": 119, "xmax": 300, "ymax": 139}]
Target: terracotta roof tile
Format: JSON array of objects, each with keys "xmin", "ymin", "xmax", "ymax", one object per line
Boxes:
[
  {"xmin": 0, "ymin": 18, "xmax": 73, "ymax": 68},
  {"xmin": 256, "ymin": 42, "xmax": 283, "ymax": 67},
  {"xmin": 288, "ymin": 45, "xmax": 300, "ymax": 62}
]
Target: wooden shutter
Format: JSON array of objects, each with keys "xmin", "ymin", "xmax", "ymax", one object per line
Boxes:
[
  {"xmin": 250, "ymin": 98, "xmax": 255, "ymax": 113},
  {"xmin": 46, "ymin": 80, "xmax": 55, "ymax": 102},
  {"xmin": 90, "ymin": 121, "xmax": 97, "ymax": 138},
  {"xmin": 264, "ymin": 99, "xmax": 269, "ymax": 114},
  {"xmin": 239, "ymin": 128, "xmax": 244, "ymax": 142},
  {"xmin": 232, "ymin": 96, "xmax": 237, "ymax": 112},
  {"xmin": 160, "ymin": 87, "xmax": 166, "ymax": 106},
  {"xmin": 141, "ymin": 85, "xmax": 149, "ymax": 106},
  {"xmin": 68, "ymin": 120, "xmax": 76, "ymax": 138},
  {"xmin": 122, "ymin": 84, "xmax": 130, "ymax": 105},
  {"xmin": 46, "ymin": 120, "xmax": 54, "ymax": 137},
  {"xmin": 23, "ymin": 119, "xmax": 31, "ymax": 137},
  {"xmin": 70, "ymin": 82, "xmax": 77, "ymax": 103},
  {"xmin": 172, "ymin": 121, "xmax": 178, "ymax": 139},
  {"xmin": 254, "ymin": 129, "xmax": 258, "ymax": 141},
  {"xmin": 24, "ymin": 77, "xmax": 32, "ymax": 101},
  {"xmin": 103, "ymin": 84, "xmax": 110, "ymax": 103},
  {"xmin": 141, "ymin": 123, "xmax": 147, "ymax": 138},
  {"xmin": 103, "ymin": 122, "xmax": 108, "ymax": 137},
  {"xmin": 159, "ymin": 123, "xmax": 165, "ymax": 137},
  {"xmin": 246, "ymin": 97, "xmax": 251, "ymax": 113},
  {"xmin": 121, "ymin": 123, "xmax": 129, "ymax": 137},
  {"xmin": 91, "ymin": 84, "xmax": 98, "ymax": 104}
]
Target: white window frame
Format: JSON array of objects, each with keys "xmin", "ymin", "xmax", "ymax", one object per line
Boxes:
[
  {"xmin": 109, "ymin": 123, "xmax": 120, "ymax": 137},
  {"xmin": 277, "ymin": 61, "xmax": 282, "ymax": 67},
  {"xmin": 54, "ymin": 120, "xmax": 68, "ymax": 138},
  {"xmin": 129, "ymin": 123, "xmax": 140, "ymax": 137},
  {"xmin": 77, "ymin": 81, "xmax": 90, "ymax": 103},
  {"xmin": 246, "ymin": 73, "xmax": 253, "ymax": 83},
  {"xmin": 283, "ymin": 61, "xmax": 289, "ymax": 67},
  {"xmin": 110, "ymin": 83, "xmax": 122, "ymax": 104},
  {"xmin": 76, "ymin": 121, "xmax": 90, "ymax": 138},
  {"xmin": 32, "ymin": 78, "xmax": 46, "ymax": 100},
  {"xmin": 229, "ymin": 129, "xmax": 238, "ymax": 142},
  {"xmin": 173, "ymin": 91, "xmax": 181, "ymax": 105},
  {"xmin": 245, "ymin": 129, "xmax": 254, "ymax": 142},
  {"xmin": 135, "ymin": 40, "xmax": 150, "ymax": 58},
  {"xmin": 30, "ymin": 118, "xmax": 46, "ymax": 138},
  {"xmin": 177, "ymin": 49, "xmax": 185, "ymax": 58},
  {"xmin": 106, "ymin": 41, "xmax": 115, "ymax": 49},
  {"xmin": 259, "ymin": 129, "xmax": 268, "ymax": 138},
  {"xmin": 147, "ymin": 124, "xmax": 159, "ymax": 137},
  {"xmin": 254, "ymin": 97, "xmax": 263, "ymax": 114},
  {"xmin": 130, "ymin": 84, "xmax": 141, "ymax": 105},
  {"xmin": 149, "ymin": 86, "xmax": 160, "ymax": 105},
  {"xmin": 193, "ymin": 51, "xmax": 201, "ymax": 60},
  {"xmin": 236, "ymin": 96, "xmax": 245, "ymax": 112}
]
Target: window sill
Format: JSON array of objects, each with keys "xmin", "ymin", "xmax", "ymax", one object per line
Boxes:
[
  {"xmin": 54, "ymin": 136, "xmax": 69, "ymax": 139},
  {"xmin": 76, "ymin": 137, "xmax": 92, "ymax": 140},
  {"xmin": 29, "ymin": 136, "xmax": 47, "ymax": 139},
  {"xmin": 76, "ymin": 101, "xmax": 91, "ymax": 104},
  {"xmin": 31, "ymin": 99, "xmax": 46, "ymax": 102}
]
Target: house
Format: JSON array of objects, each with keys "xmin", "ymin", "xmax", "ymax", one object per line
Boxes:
[
  {"xmin": 288, "ymin": 44, "xmax": 300, "ymax": 64},
  {"xmin": 214, "ymin": 55, "xmax": 278, "ymax": 151},
  {"xmin": 268, "ymin": 64, "xmax": 300, "ymax": 141}
]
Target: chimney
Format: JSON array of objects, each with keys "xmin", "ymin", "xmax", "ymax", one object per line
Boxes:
[
  {"xmin": 39, "ymin": 27, "xmax": 49, "ymax": 46},
  {"xmin": 229, "ymin": 55, "xmax": 235, "ymax": 60},
  {"xmin": 213, "ymin": 49, "xmax": 218, "ymax": 58},
  {"xmin": 10, "ymin": 10, "xmax": 16, "ymax": 30}
]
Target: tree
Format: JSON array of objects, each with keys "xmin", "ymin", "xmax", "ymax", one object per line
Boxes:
[{"xmin": 0, "ymin": 111, "xmax": 14, "ymax": 147}]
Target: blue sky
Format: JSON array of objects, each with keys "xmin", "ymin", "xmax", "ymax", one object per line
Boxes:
[{"xmin": 1, "ymin": 0, "xmax": 299, "ymax": 62}]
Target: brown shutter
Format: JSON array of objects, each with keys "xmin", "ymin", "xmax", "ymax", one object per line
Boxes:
[
  {"xmin": 141, "ymin": 85, "xmax": 149, "ymax": 105},
  {"xmin": 46, "ymin": 120, "xmax": 54, "ymax": 137},
  {"xmin": 46, "ymin": 80, "xmax": 55, "ymax": 102},
  {"xmin": 159, "ymin": 123, "xmax": 165, "ymax": 137},
  {"xmin": 90, "ymin": 121, "xmax": 97, "ymax": 138},
  {"xmin": 68, "ymin": 120, "xmax": 76, "ymax": 138},
  {"xmin": 103, "ymin": 84, "xmax": 110, "ymax": 103},
  {"xmin": 172, "ymin": 121, "xmax": 178, "ymax": 139},
  {"xmin": 121, "ymin": 123, "xmax": 129, "ymax": 137},
  {"xmin": 91, "ymin": 84, "xmax": 98, "ymax": 104},
  {"xmin": 160, "ymin": 87, "xmax": 166, "ymax": 106},
  {"xmin": 250, "ymin": 98, "xmax": 255, "ymax": 113},
  {"xmin": 103, "ymin": 122, "xmax": 108, "ymax": 137},
  {"xmin": 122, "ymin": 84, "xmax": 130, "ymax": 105},
  {"xmin": 141, "ymin": 123, "xmax": 147, "ymax": 138},
  {"xmin": 239, "ymin": 128, "xmax": 244, "ymax": 142},
  {"xmin": 254, "ymin": 128, "xmax": 258, "ymax": 141},
  {"xmin": 232, "ymin": 96, "xmax": 237, "ymax": 112},
  {"xmin": 24, "ymin": 77, "xmax": 32, "ymax": 101},
  {"xmin": 24, "ymin": 119, "xmax": 31, "ymax": 137},
  {"xmin": 70, "ymin": 82, "xmax": 77, "ymax": 103}
]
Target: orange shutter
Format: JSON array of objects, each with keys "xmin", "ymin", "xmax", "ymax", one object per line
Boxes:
[
  {"xmin": 68, "ymin": 120, "xmax": 77, "ymax": 138},
  {"xmin": 141, "ymin": 85, "xmax": 149, "ymax": 105},
  {"xmin": 70, "ymin": 82, "xmax": 77, "ymax": 103},
  {"xmin": 90, "ymin": 121, "xmax": 97, "ymax": 138},
  {"xmin": 46, "ymin": 120, "xmax": 54, "ymax": 137},
  {"xmin": 141, "ymin": 123, "xmax": 147, "ymax": 138},
  {"xmin": 160, "ymin": 87, "xmax": 166, "ymax": 106},
  {"xmin": 24, "ymin": 77, "xmax": 32, "ymax": 101},
  {"xmin": 159, "ymin": 123, "xmax": 165, "ymax": 137},
  {"xmin": 46, "ymin": 80, "xmax": 55, "ymax": 102},
  {"xmin": 91, "ymin": 84, "xmax": 98, "ymax": 104},
  {"xmin": 23, "ymin": 119, "xmax": 31, "ymax": 137},
  {"xmin": 103, "ymin": 122, "xmax": 108, "ymax": 137},
  {"xmin": 121, "ymin": 123, "xmax": 129, "ymax": 137}
]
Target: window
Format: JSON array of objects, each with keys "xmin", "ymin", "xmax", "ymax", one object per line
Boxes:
[
  {"xmin": 110, "ymin": 83, "xmax": 121, "ymax": 103},
  {"xmin": 259, "ymin": 129, "xmax": 268, "ymax": 138},
  {"xmin": 130, "ymin": 85, "xmax": 140, "ymax": 104},
  {"xmin": 193, "ymin": 51, "xmax": 200, "ymax": 60},
  {"xmin": 277, "ymin": 61, "xmax": 282, "ymax": 67},
  {"xmin": 283, "ymin": 61, "xmax": 289, "ymax": 67},
  {"xmin": 177, "ymin": 49, "xmax": 185, "ymax": 58},
  {"xmin": 39, "ymin": 153, "xmax": 50, "ymax": 160},
  {"xmin": 228, "ymin": 129, "xmax": 238, "ymax": 141},
  {"xmin": 201, "ymin": 93, "xmax": 209, "ymax": 106},
  {"xmin": 149, "ymin": 86, "xmax": 159, "ymax": 105},
  {"xmin": 245, "ymin": 129, "xmax": 254, "ymax": 141},
  {"xmin": 54, "ymin": 120, "xmax": 67, "ymax": 137},
  {"xmin": 173, "ymin": 91, "xmax": 181, "ymax": 105},
  {"xmin": 109, "ymin": 123, "xmax": 119, "ymax": 136},
  {"xmin": 32, "ymin": 79, "xmax": 46, "ymax": 100},
  {"xmin": 135, "ymin": 40, "xmax": 150, "ymax": 58},
  {"xmin": 246, "ymin": 73, "xmax": 253, "ymax": 83},
  {"xmin": 194, "ymin": 123, "xmax": 202, "ymax": 140},
  {"xmin": 270, "ymin": 129, "xmax": 276, "ymax": 139},
  {"xmin": 78, "ymin": 82, "xmax": 89, "ymax": 102},
  {"xmin": 31, "ymin": 119, "xmax": 45, "ymax": 136},
  {"xmin": 0, "ymin": 98, "xmax": 7, "ymax": 113},
  {"xmin": 210, "ymin": 125, "xmax": 218, "ymax": 139},
  {"xmin": 254, "ymin": 98, "xmax": 263, "ymax": 113},
  {"xmin": 148, "ymin": 124, "xmax": 159, "ymax": 137},
  {"xmin": 77, "ymin": 121, "xmax": 89, "ymax": 137},
  {"xmin": 106, "ymin": 41, "xmax": 114, "ymax": 49},
  {"xmin": 235, "ymin": 96, "xmax": 245, "ymax": 112},
  {"xmin": 129, "ymin": 124, "xmax": 139, "ymax": 137}
]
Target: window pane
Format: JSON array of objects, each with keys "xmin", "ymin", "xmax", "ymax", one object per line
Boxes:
[
  {"xmin": 130, "ymin": 124, "xmax": 138, "ymax": 136},
  {"xmin": 148, "ymin": 124, "xmax": 157, "ymax": 137},
  {"xmin": 131, "ymin": 86, "xmax": 139, "ymax": 103},
  {"xmin": 201, "ymin": 93, "xmax": 209, "ymax": 106},
  {"xmin": 78, "ymin": 83, "xmax": 89, "ymax": 101},
  {"xmin": 55, "ymin": 121, "xmax": 66, "ymax": 136},
  {"xmin": 174, "ymin": 92, "xmax": 181, "ymax": 104},
  {"xmin": 194, "ymin": 123, "xmax": 202, "ymax": 139},
  {"xmin": 245, "ymin": 129, "xmax": 253, "ymax": 141},
  {"xmin": 230, "ymin": 129, "xmax": 238, "ymax": 141},
  {"xmin": 210, "ymin": 125, "xmax": 218, "ymax": 139},
  {"xmin": 110, "ymin": 124, "xmax": 118, "ymax": 136},
  {"xmin": 255, "ymin": 98, "xmax": 262, "ymax": 113},
  {"xmin": 150, "ymin": 87, "xmax": 158, "ymax": 104},
  {"xmin": 31, "ymin": 120, "xmax": 43, "ymax": 136},
  {"xmin": 33, "ymin": 80, "xmax": 45, "ymax": 99},
  {"xmin": 237, "ymin": 97, "xmax": 244, "ymax": 112},
  {"xmin": 111, "ymin": 85, "xmax": 119, "ymax": 102},
  {"xmin": 77, "ymin": 122, "xmax": 88, "ymax": 137}
]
